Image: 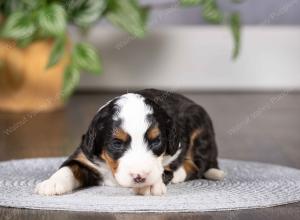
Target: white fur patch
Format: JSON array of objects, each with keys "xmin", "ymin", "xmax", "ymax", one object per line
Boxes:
[
  {"xmin": 115, "ymin": 150, "xmax": 164, "ymax": 187},
  {"xmin": 113, "ymin": 93, "xmax": 164, "ymax": 187},
  {"xmin": 114, "ymin": 93, "xmax": 152, "ymax": 133},
  {"xmin": 171, "ymin": 166, "xmax": 187, "ymax": 184},
  {"xmin": 94, "ymin": 159, "xmax": 118, "ymax": 186},
  {"xmin": 204, "ymin": 168, "xmax": 225, "ymax": 181},
  {"xmin": 35, "ymin": 167, "xmax": 80, "ymax": 196},
  {"xmin": 134, "ymin": 177, "xmax": 167, "ymax": 196},
  {"xmin": 162, "ymin": 147, "xmax": 182, "ymax": 167},
  {"xmin": 150, "ymin": 178, "xmax": 167, "ymax": 196}
]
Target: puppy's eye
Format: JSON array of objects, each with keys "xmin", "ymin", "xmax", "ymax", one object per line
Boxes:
[
  {"xmin": 149, "ymin": 136, "xmax": 161, "ymax": 148},
  {"xmin": 112, "ymin": 138, "xmax": 123, "ymax": 148}
]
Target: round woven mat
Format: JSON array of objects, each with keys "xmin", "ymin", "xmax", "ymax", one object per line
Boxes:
[{"xmin": 0, "ymin": 157, "xmax": 300, "ymax": 212}]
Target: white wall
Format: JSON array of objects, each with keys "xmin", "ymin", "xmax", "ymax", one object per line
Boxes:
[{"xmin": 76, "ymin": 26, "xmax": 300, "ymax": 91}]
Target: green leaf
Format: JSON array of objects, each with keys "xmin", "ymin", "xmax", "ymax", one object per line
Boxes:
[
  {"xmin": 72, "ymin": 43, "xmax": 102, "ymax": 74},
  {"xmin": 37, "ymin": 3, "xmax": 66, "ymax": 36},
  {"xmin": 201, "ymin": 0, "xmax": 223, "ymax": 24},
  {"xmin": 180, "ymin": 0, "xmax": 203, "ymax": 6},
  {"xmin": 17, "ymin": 36, "xmax": 34, "ymax": 48},
  {"xmin": 140, "ymin": 6, "xmax": 149, "ymax": 26},
  {"xmin": 21, "ymin": 0, "xmax": 42, "ymax": 10},
  {"xmin": 66, "ymin": 0, "xmax": 107, "ymax": 28},
  {"xmin": 47, "ymin": 35, "xmax": 66, "ymax": 68},
  {"xmin": 106, "ymin": 0, "xmax": 148, "ymax": 38},
  {"xmin": 0, "ymin": 0, "xmax": 24, "ymax": 16},
  {"xmin": 230, "ymin": 12, "xmax": 241, "ymax": 59},
  {"xmin": 62, "ymin": 64, "xmax": 80, "ymax": 101},
  {"xmin": 0, "ymin": 12, "xmax": 36, "ymax": 40}
]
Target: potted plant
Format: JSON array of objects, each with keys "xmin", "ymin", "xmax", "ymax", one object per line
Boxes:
[{"xmin": 0, "ymin": 0, "xmax": 240, "ymax": 112}]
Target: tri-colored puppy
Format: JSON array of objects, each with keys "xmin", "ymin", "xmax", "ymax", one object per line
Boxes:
[{"xmin": 35, "ymin": 89, "xmax": 224, "ymax": 196}]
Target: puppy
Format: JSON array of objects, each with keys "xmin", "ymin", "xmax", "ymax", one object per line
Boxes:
[{"xmin": 35, "ymin": 89, "xmax": 224, "ymax": 196}]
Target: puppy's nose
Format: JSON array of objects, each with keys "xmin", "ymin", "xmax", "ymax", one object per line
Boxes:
[
  {"xmin": 131, "ymin": 173, "xmax": 148, "ymax": 183},
  {"xmin": 133, "ymin": 175, "xmax": 146, "ymax": 183}
]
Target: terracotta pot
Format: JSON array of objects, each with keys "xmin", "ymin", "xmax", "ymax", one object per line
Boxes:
[{"xmin": 0, "ymin": 39, "xmax": 70, "ymax": 112}]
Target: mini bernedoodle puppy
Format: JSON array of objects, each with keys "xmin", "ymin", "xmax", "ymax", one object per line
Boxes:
[{"xmin": 35, "ymin": 89, "xmax": 225, "ymax": 196}]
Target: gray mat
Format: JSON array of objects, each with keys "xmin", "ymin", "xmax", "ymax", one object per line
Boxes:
[{"xmin": 0, "ymin": 157, "xmax": 300, "ymax": 213}]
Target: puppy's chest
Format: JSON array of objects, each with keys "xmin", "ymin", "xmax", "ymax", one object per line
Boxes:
[
  {"xmin": 95, "ymin": 160, "xmax": 118, "ymax": 186},
  {"xmin": 162, "ymin": 144, "xmax": 182, "ymax": 167}
]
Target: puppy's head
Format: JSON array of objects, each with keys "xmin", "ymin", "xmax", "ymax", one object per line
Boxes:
[{"xmin": 84, "ymin": 93, "xmax": 178, "ymax": 188}]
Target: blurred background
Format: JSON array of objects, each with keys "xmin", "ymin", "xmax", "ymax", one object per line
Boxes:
[
  {"xmin": 79, "ymin": 0, "xmax": 300, "ymax": 91},
  {"xmin": 0, "ymin": 0, "xmax": 299, "ymax": 169}
]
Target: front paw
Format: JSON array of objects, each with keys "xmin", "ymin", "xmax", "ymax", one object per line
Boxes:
[
  {"xmin": 150, "ymin": 180, "xmax": 167, "ymax": 196},
  {"xmin": 35, "ymin": 178, "xmax": 73, "ymax": 196},
  {"xmin": 133, "ymin": 186, "xmax": 151, "ymax": 196},
  {"xmin": 35, "ymin": 167, "xmax": 79, "ymax": 196}
]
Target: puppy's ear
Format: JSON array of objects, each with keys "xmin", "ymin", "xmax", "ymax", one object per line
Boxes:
[
  {"xmin": 165, "ymin": 116, "xmax": 180, "ymax": 156},
  {"xmin": 80, "ymin": 119, "xmax": 99, "ymax": 156},
  {"xmin": 80, "ymin": 105, "xmax": 111, "ymax": 157},
  {"xmin": 147, "ymin": 98, "xmax": 180, "ymax": 156}
]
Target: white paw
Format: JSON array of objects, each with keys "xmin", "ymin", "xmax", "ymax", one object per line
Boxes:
[
  {"xmin": 35, "ymin": 178, "xmax": 72, "ymax": 196},
  {"xmin": 150, "ymin": 180, "xmax": 167, "ymax": 196},
  {"xmin": 171, "ymin": 166, "xmax": 187, "ymax": 184},
  {"xmin": 35, "ymin": 167, "xmax": 80, "ymax": 196},
  {"xmin": 204, "ymin": 168, "xmax": 225, "ymax": 181},
  {"xmin": 133, "ymin": 186, "xmax": 151, "ymax": 196}
]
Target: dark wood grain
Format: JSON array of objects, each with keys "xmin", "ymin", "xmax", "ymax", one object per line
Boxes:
[{"xmin": 0, "ymin": 92, "xmax": 300, "ymax": 220}]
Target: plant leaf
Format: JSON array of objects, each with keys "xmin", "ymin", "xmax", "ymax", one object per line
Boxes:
[
  {"xmin": 0, "ymin": 12, "xmax": 36, "ymax": 40},
  {"xmin": 0, "ymin": 0, "xmax": 24, "ymax": 16},
  {"xmin": 180, "ymin": 0, "xmax": 203, "ymax": 6},
  {"xmin": 106, "ymin": 0, "xmax": 148, "ymax": 38},
  {"xmin": 201, "ymin": 0, "xmax": 223, "ymax": 24},
  {"xmin": 230, "ymin": 12, "xmax": 241, "ymax": 59},
  {"xmin": 66, "ymin": 0, "xmax": 107, "ymax": 28},
  {"xmin": 37, "ymin": 3, "xmax": 66, "ymax": 36},
  {"xmin": 47, "ymin": 35, "xmax": 66, "ymax": 68},
  {"xmin": 72, "ymin": 43, "xmax": 102, "ymax": 74},
  {"xmin": 62, "ymin": 64, "xmax": 80, "ymax": 101},
  {"xmin": 17, "ymin": 36, "xmax": 34, "ymax": 48},
  {"xmin": 21, "ymin": 0, "xmax": 42, "ymax": 10}
]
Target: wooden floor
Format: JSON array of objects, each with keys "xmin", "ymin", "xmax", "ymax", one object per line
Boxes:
[{"xmin": 1, "ymin": 91, "xmax": 300, "ymax": 220}]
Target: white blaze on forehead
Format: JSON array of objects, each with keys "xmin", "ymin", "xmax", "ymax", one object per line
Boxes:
[
  {"xmin": 114, "ymin": 93, "xmax": 153, "ymax": 139},
  {"xmin": 113, "ymin": 93, "xmax": 163, "ymax": 187}
]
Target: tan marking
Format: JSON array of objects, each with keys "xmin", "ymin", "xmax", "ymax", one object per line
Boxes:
[
  {"xmin": 164, "ymin": 165, "xmax": 172, "ymax": 172},
  {"xmin": 101, "ymin": 151, "xmax": 118, "ymax": 174},
  {"xmin": 188, "ymin": 128, "xmax": 203, "ymax": 154},
  {"xmin": 183, "ymin": 129, "xmax": 203, "ymax": 175},
  {"xmin": 186, "ymin": 128, "xmax": 204, "ymax": 159},
  {"xmin": 73, "ymin": 151, "xmax": 100, "ymax": 175},
  {"xmin": 183, "ymin": 159, "xmax": 199, "ymax": 175},
  {"xmin": 113, "ymin": 128, "xmax": 129, "ymax": 142},
  {"xmin": 69, "ymin": 164, "xmax": 84, "ymax": 185},
  {"xmin": 147, "ymin": 127, "xmax": 160, "ymax": 140}
]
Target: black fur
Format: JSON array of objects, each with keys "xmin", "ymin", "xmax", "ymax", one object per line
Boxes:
[{"xmin": 137, "ymin": 89, "xmax": 219, "ymax": 180}]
